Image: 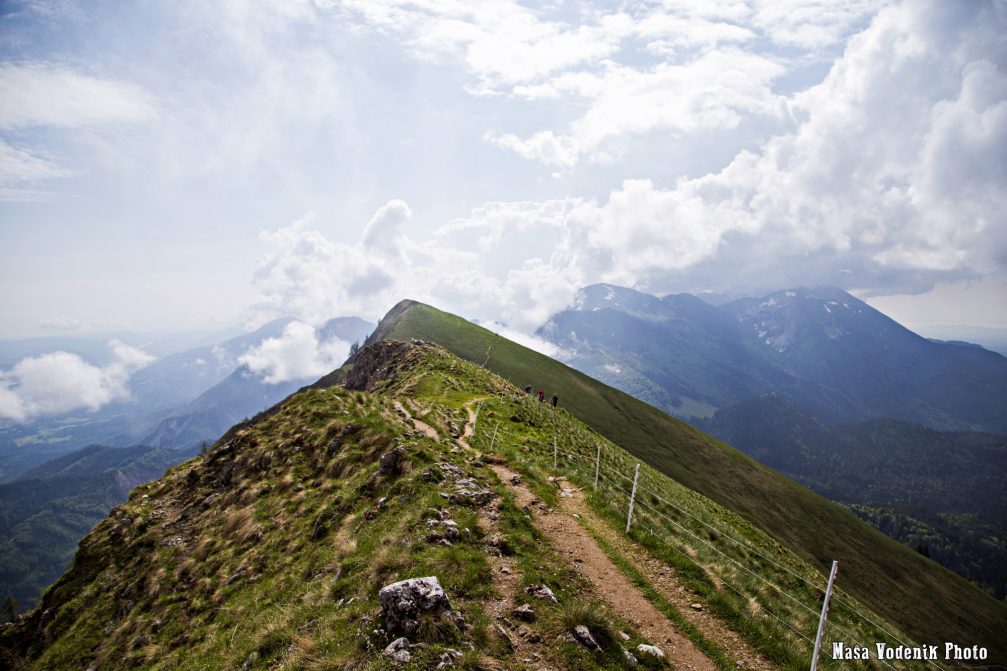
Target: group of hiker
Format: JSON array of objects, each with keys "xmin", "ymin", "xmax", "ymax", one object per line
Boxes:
[{"xmin": 524, "ymin": 385, "xmax": 559, "ymax": 407}]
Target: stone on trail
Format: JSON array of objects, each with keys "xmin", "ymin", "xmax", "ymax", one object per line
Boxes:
[
  {"xmin": 637, "ymin": 643, "xmax": 665, "ymax": 659},
  {"xmin": 512, "ymin": 603, "xmax": 536, "ymax": 621}
]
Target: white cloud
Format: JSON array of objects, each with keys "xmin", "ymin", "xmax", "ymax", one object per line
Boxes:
[
  {"xmin": 0, "ymin": 62, "xmax": 156, "ymax": 199},
  {"xmin": 0, "ymin": 340, "xmax": 154, "ymax": 422},
  {"xmin": 334, "ymin": 0, "xmax": 879, "ymax": 170},
  {"xmin": 238, "ymin": 320, "xmax": 350, "ymax": 384},
  {"xmin": 235, "ymin": 1, "xmax": 1006, "ymax": 344},
  {"xmin": 0, "ymin": 137, "xmax": 68, "ymax": 201},
  {"xmin": 362, "ymin": 199, "xmax": 412, "ymax": 255},
  {"xmin": 0, "ymin": 62, "xmax": 156, "ymax": 130},
  {"xmin": 333, "ymin": 0, "xmax": 632, "ymax": 90},
  {"xmin": 752, "ymin": 0, "xmax": 887, "ymax": 49},
  {"xmin": 476, "ymin": 321, "xmax": 570, "ymax": 360},
  {"xmin": 491, "ymin": 49, "xmax": 789, "ymax": 168}
]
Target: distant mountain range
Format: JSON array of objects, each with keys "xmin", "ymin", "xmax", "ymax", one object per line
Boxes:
[
  {"xmin": 540, "ymin": 284, "xmax": 1007, "ymax": 433},
  {"xmin": 538, "ymin": 284, "xmax": 1007, "ymax": 595},
  {"xmin": 0, "ymin": 316, "xmax": 375, "ymax": 482},
  {"xmin": 0, "ymin": 315, "xmax": 373, "ymax": 610}
]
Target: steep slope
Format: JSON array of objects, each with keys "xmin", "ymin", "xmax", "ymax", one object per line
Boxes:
[
  {"xmin": 0, "ymin": 444, "xmax": 197, "ymax": 612},
  {"xmin": 1, "ymin": 342, "xmax": 711, "ymax": 671},
  {"xmin": 697, "ymin": 395, "xmax": 1007, "ymax": 596},
  {"xmin": 363, "ymin": 299, "xmax": 1007, "ymax": 661}
]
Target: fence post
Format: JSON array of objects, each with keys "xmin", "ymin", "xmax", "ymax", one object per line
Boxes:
[
  {"xmin": 594, "ymin": 444, "xmax": 602, "ymax": 491},
  {"xmin": 626, "ymin": 463, "xmax": 640, "ymax": 533},
  {"xmin": 553, "ymin": 436, "xmax": 558, "ymax": 470},
  {"xmin": 473, "ymin": 401, "xmax": 483, "ymax": 435},
  {"xmin": 489, "ymin": 423, "xmax": 499, "ymax": 452},
  {"xmin": 810, "ymin": 561, "xmax": 839, "ymax": 671}
]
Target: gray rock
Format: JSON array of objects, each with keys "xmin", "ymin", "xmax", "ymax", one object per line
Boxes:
[
  {"xmin": 435, "ymin": 649, "xmax": 463, "ymax": 669},
  {"xmin": 573, "ymin": 625, "xmax": 598, "ymax": 650},
  {"xmin": 512, "ymin": 604, "xmax": 536, "ymax": 622},
  {"xmin": 379, "ymin": 576, "xmax": 463, "ymax": 637},
  {"xmin": 622, "ymin": 646, "xmax": 639, "ymax": 665},
  {"xmin": 517, "ymin": 624, "xmax": 543, "ymax": 643},
  {"xmin": 444, "ymin": 477, "xmax": 494, "ymax": 506},
  {"xmin": 242, "ymin": 651, "xmax": 259, "ymax": 670},
  {"xmin": 383, "ymin": 637, "xmax": 412, "ymax": 663},
  {"xmin": 426, "ymin": 518, "xmax": 461, "ymax": 543},
  {"xmin": 380, "ymin": 447, "xmax": 406, "ymax": 475},
  {"xmin": 494, "ymin": 623, "xmax": 514, "ymax": 652},
  {"xmin": 637, "ymin": 644, "xmax": 665, "ymax": 659},
  {"xmin": 524, "ymin": 584, "xmax": 559, "ymax": 603},
  {"xmin": 225, "ymin": 565, "xmax": 249, "ymax": 585}
]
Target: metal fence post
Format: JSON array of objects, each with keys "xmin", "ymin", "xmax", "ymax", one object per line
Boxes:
[
  {"xmin": 489, "ymin": 423, "xmax": 499, "ymax": 452},
  {"xmin": 553, "ymin": 436, "xmax": 558, "ymax": 470},
  {"xmin": 626, "ymin": 463, "xmax": 640, "ymax": 533},
  {"xmin": 810, "ymin": 561, "xmax": 839, "ymax": 671},
  {"xmin": 594, "ymin": 444, "xmax": 602, "ymax": 490}
]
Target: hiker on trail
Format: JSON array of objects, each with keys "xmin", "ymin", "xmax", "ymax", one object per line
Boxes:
[
  {"xmin": 538, "ymin": 390, "xmax": 545, "ymax": 402},
  {"xmin": 524, "ymin": 385, "xmax": 533, "ymax": 394},
  {"xmin": 551, "ymin": 394, "xmax": 559, "ymax": 408}
]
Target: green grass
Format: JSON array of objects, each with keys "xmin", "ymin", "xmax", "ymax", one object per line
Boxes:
[
  {"xmin": 469, "ymin": 392, "xmax": 913, "ymax": 671},
  {"xmin": 370, "ymin": 299, "xmax": 1007, "ymax": 662},
  {"xmin": 1, "ymin": 351, "xmax": 669, "ymax": 671}
]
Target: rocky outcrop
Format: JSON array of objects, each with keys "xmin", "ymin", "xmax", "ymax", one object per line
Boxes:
[
  {"xmin": 344, "ymin": 340, "xmax": 422, "ymax": 392},
  {"xmin": 378, "ymin": 576, "xmax": 464, "ymax": 638}
]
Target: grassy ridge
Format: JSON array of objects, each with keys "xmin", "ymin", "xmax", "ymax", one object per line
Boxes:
[
  {"xmin": 1, "ymin": 346, "xmax": 671, "ymax": 670},
  {"xmin": 369, "ymin": 300, "xmax": 1007, "ymax": 662}
]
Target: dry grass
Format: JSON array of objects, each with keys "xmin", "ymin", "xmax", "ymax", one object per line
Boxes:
[
  {"xmin": 221, "ymin": 507, "xmax": 262, "ymax": 544},
  {"xmin": 367, "ymin": 544, "xmax": 408, "ymax": 584}
]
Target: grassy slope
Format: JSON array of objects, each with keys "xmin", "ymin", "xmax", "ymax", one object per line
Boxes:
[
  {"xmin": 0, "ymin": 344, "xmax": 670, "ymax": 671},
  {"xmin": 369, "ymin": 300, "xmax": 1007, "ymax": 660}
]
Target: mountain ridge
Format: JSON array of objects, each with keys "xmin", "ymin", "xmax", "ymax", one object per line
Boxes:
[
  {"xmin": 358, "ymin": 299, "xmax": 1007, "ymax": 659},
  {"xmin": 540, "ymin": 283, "xmax": 1007, "ymax": 432}
]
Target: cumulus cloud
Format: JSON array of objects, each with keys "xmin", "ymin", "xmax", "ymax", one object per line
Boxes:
[
  {"xmin": 245, "ymin": 1, "xmax": 1005, "ymax": 341},
  {"xmin": 489, "ymin": 49, "xmax": 788, "ymax": 167},
  {"xmin": 481, "ymin": 1, "xmax": 1007, "ymax": 298},
  {"xmin": 0, "ymin": 340, "xmax": 154, "ymax": 422},
  {"xmin": 238, "ymin": 321, "xmax": 350, "ymax": 384},
  {"xmin": 336, "ymin": 0, "xmax": 882, "ymax": 169}
]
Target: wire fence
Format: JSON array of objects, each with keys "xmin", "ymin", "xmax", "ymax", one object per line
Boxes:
[{"xmin": 469, "ymin": 394, "xmax": 941, "ymax": 671}]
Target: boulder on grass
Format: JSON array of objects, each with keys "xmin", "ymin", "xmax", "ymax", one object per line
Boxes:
[{"xmin": 379, "ymin": 576, "xmax": 464, "ymax": 638}]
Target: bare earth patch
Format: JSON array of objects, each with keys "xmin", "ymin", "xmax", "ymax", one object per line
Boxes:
[{"xmin": 490, "ymin": 462, "xmax": 718, "ymax": 671}]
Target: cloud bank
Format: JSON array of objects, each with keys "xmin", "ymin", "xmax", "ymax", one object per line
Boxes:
[
  {"xmin": 246, "ymin": 0, "xmax": 1005, "ymax": 334},
  {"xmin": 238, "ymin": 321, "xmax": 351, "ymax": 384},
  {"xmin": 0, "ymin": 340, "xmax": 154, "ymax": 422}
]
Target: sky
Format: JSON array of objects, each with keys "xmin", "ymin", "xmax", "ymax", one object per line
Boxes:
[{"xmin": 1, "ymin": 0, "xmax": 1006, "ymax": 345}]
